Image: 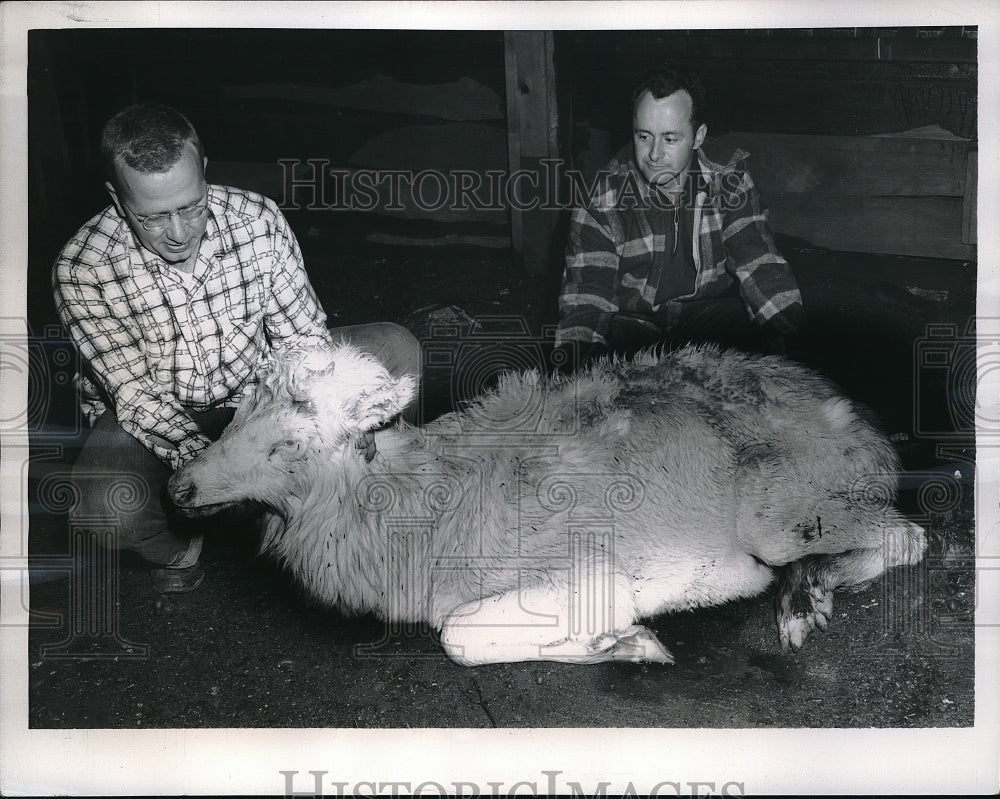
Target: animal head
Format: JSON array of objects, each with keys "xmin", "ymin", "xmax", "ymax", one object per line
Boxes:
[{"xmin": 168, "ymin": 342, "xmax": 417, "ymax": 513}]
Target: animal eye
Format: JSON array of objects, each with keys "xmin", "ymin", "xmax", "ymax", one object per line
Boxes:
[{"xmin": 269, "ymin": 439, "xmax": 302, "ymax": 460}]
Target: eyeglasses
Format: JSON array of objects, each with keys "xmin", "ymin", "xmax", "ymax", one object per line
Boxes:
[{"xmin": 125, "ymin": 196, "xmax": 208, "ymax": 231}]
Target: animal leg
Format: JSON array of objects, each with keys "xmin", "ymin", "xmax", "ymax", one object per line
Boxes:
[
  {"xmin": 439, "ymin": 579, "xmax": 673, "ymax": 666},
  {"xmin": 535, "ymin": 625, "xmax": 675, "ymax": 665},
  {"xmin": 775, "ymin": 516, "xmax": 926, "ymax": 651},
  {"xmin": 775, "ymin": 557, "xmax": 835, "ymax": 651}
]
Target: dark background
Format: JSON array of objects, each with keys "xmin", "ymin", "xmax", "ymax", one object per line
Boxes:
[
  {"xmin": 24, "ymin": 27, "xmax": 978, "ymax": 731},
  {"xmin": 27, "ymin": 26, "xmax": 978, "ymax": 432}
]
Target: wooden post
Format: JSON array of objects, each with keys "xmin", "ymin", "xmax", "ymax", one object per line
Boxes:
[
  {"xmin": 504, "ymin": 31, "xmax": 560, "ymax": 277},
  {"xmin": 962, "ymin": 147, "xmax": 977, "ymax": 249}
]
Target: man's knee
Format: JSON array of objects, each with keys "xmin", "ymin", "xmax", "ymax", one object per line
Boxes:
[
  {"xmin": 329, "ymin": 321, "xmax": 422, "ymax": 424},
  {"xmin": 376, "ymin": 322, "xmax": 421, "ymax": 381},
  {"xmin": 70, "ymin": 411, "xmax": 174, "ymax": 549},
  {"xmin": 329, "ymin": 321, "xmax": 421, "ymax": 382}
]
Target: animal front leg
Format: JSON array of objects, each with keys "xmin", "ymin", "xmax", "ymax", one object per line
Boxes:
[
  {"xmin": 775, "ymin": 557, "xmax": 835, "ymax": 651},
  {"xmin": 439, "ymin": 580, "xmax": 673, "ymax": 666}
]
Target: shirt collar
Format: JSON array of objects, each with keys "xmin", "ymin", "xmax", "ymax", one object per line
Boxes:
[{"xmin": 626, "ymin": 152, "xmax": 704, "ymax": 205}]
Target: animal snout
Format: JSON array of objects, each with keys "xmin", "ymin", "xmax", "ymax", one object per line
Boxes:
[{"xmin": 168, "ymin": 473, "xmax": 197, "ymax": 507}]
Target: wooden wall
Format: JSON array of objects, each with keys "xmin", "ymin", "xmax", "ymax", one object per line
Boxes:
[
  {"xmin": 566, "ymin": 28, "xmax": 976, "ymax": 146},
  {"xmin": 28, "ymin": 28, "xmax": 510, "ymax": 263},
  {"xmin": 563, "ymin": 28, "xmax": 977, "ymax": 263},
  {"xmin": 710, "ymin": 132, "xmax": 976, "ymax": 260},
  {"xmin": 29, "ymin": 26, "xmax": 979, "ymax": 307}
]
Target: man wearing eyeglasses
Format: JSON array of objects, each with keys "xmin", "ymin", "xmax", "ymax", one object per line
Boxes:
[{"xmin": 52, "ymin": 103, "xmax": 419, "ymax": 593}]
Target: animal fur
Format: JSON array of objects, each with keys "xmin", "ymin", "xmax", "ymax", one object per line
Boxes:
[{"xmin": 169, "ymin": 342, "xmax": 926, "ymax": 665}]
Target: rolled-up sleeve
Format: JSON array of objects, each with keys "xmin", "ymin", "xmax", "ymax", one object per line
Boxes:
[
  {"xmin": 53, "ymin": 256, "xmax": 210, "ymax": 469},
  {"xmin": 557, "ymin": 205, "xmax": 622, "ymax": 346},
  {"xmin": 720, "ymin": 169, "xmax": 804, "ymax": 335}
]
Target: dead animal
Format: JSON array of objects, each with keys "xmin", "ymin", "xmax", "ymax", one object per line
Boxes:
[{"xmin": 168, "ymin": 341, "xmax": 926, "ymax": 665}]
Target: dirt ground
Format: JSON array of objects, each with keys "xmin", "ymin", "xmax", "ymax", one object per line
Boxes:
[{"xmin": 26, "ymin": 238, "xmax": 977, "ymax": 730}]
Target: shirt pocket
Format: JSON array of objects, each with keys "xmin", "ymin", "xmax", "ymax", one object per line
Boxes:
[
  {"xmin": 221, "ymin": 287, "xmax": 264, "ymax": 352},
  {"xmin": 218, "ymin": 286, "xmax": 267, "ymax": 384}
]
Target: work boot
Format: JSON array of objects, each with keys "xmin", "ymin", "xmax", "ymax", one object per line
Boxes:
[
  {"xmin": 150, "ymin": 535, "xmax": 204, "ymax": 594},
  {"xmin": 150, "ymin": 562, "xmax": 205, "ymax": 593}
]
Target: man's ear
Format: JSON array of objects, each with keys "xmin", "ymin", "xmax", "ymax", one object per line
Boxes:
[
  {"xmin": 694, "ymin": 123, "xmax": 708, "ymax": 151},
  {"xmin": 104, "ymin": 181, "xmax": 126, "ymax": 218}
]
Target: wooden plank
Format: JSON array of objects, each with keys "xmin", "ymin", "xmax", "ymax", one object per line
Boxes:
[
  {"xmin": 222, "ymin": 76, "xmax": 503, "ymax": 121},
  {"xmin": 764, "ymin": 194, "xmax": 974, "ymax": 260},
  {"xmin": 505, "ymin": 31, "xmax": 561, "ymax": 276},
  {"xmin": 504, "ymin": 37, "xmax": 524, "ymax": 265},
  {"xmin": 712, "ymin": 132, "xmax": 970, "ymax": 197},
  {"xmin": 343, "ymin": 122, "xmax": 509, "ymax": 223},
  {"xmin": 714, "ymin": 130, "xmax": 972, "ymax": 154},
  {"xmin": 570, "ymin": 31, "xmax": 977, "ymax": 139},
  {"xmin": 337, "ymin": 168, "xmax": 508, "ymax": 225},
  {"xmin": 963, "ymin": 148, "xmax": 977, "ymax": 246},
  {"xmin": 349, "ymin": 122, "xmax": 506, "ymax": 172},
  {"xmin": 879, "ymin": 36, "xmax": 978, "ymax": 64},
  {"xmin": 601, "ymin": 31, "xmax": 977, "ymax": 65},
  {"xmin": 706, "ymin": 131, "xmax": 975, "ymax": 259}
]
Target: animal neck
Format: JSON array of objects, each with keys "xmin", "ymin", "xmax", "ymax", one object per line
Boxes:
[{"xmin": 262, "ymin": 445, "xmax": 389, "ymax": 611}]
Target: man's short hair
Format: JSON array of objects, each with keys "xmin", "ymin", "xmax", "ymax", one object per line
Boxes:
[
  {"xmin": 631, "ymin": 65, "xmax": 707, "ymax": 130},
  {"xmin": 100, "ymin": 103, "xmax": 205, "ymax": 185}
]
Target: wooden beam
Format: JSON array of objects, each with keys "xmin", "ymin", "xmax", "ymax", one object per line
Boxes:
[
  {"xmin": 706, "ymin": 131, "xmax": 976, "ymax": 260},
  {"xmin": 601, "ymin": 31, "xmax": 977, "ymax": 65},
  {"xmin": 712, "ymin": 132, "xmax": 970, "ymax": 197},
  {"xmin": 221, "ymin": 76, "xmax": 504, "ymax": 122},
  {"xmin": 963, "ymin": 148, "xmax": 977, "ymax": 247},
  {"xmin": 765, "ymin": 195, "xmax": 974, "ymax": 261},
  {"xmin": 504, "ymin": 31, "xmax": 560, "ymax": 276}
]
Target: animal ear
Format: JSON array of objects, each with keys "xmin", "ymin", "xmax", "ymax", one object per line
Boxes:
[
  {"xmin": 299, "ymin": 347, "xmax": 337, "ymax": 376},
  {"xmin": 289, "ymin": 347, "xmax": 336, "ymax": 402},
  {"xmin": 350, "ymin": 373, "xmax": 417, "ymax": 432}
]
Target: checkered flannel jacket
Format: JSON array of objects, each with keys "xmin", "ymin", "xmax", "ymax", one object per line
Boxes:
[
  {"xmin": 53, "ymin": 185, "xmax": 332, "ymax": 469},
  {"xmin": 556, "ymin": 144, "xmax": 804, "ymax": 348}
]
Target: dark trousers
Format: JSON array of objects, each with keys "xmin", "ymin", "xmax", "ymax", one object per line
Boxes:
[
  {"xmin": 72, "ymin": 406, "xmax": 234, "ymax": 565},
  {"xmin": 608, "ymin": 297, "xmax": 771, "ymax": 357},
  {"xmin": 70, "ymin": 322, "xmax": 421, "ymax": 565}
]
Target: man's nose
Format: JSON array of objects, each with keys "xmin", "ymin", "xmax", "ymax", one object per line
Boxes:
[
  {"xmin": 166, "ymin": 212, "xmax": 187, "ymax": 240},
  {"xmin": 649, "ymin": 137, "xmax": 665, "ymax": 162}
]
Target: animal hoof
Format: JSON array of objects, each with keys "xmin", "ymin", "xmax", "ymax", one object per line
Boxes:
[
  {"xmin": 778, "ymin": 594, "xmax": 833, "ymax": 651},
  {"xmin": 604, "ymin": 625, "xmax": 675, "ymax": 664},
  {"xmin": 776, "ymin": 566, "xmax": 835, "ymax": 652},
  {"xmin": 538, "ymin": 626, "xmax": 675, "ymax": 664},
  {"xmin": 809, "ymin": 587, "xmax": 833, "ymax": 631},
  {"xmin": 779, "ymin": 613, "xmax": 814, "ymax": 651}
]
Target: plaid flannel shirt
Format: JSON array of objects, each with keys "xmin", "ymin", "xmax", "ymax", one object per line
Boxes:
[
  {"xmin": 53, "ymin": 185, "xmax": 332, "ymax": 469},
  {"xmin": 556, "ymin": 143, "xmax": 803, "ymax": 348}
]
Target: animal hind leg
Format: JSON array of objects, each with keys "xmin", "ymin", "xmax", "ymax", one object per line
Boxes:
[
  {"xmin": 776, "ymin": 516, "xmax": 927, "ymax": 651},
  {"xmin": 439, "ymin": 575, "xmax": 674, "ymax": 666}
]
